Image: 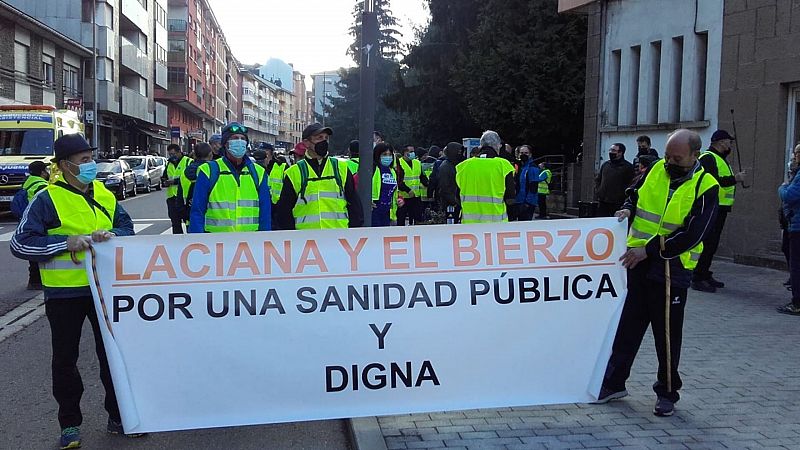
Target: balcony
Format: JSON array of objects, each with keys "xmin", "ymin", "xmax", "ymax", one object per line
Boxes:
[
  {"xmin": 120, "ymin": 38, "xmax": 148, "ymax": 77},
  {"xmin": 167, "ymin": 82, "xmax": 186, "ymax": 97},
  {"xmin": 168, "ymin": 19, "xmax": 187, "ymax": 33},
  {"xmin": 242, "ymin": 92, "xmax": 256, "ymax": 105},
  {"xmin": 242, "ymin": 117, "xmax": 258, "ymax": 130},
  {"xmin": 121, "ymin": 86, "xmax": 152, "ymax": 122},
  {"xmin": 155, "ymin": 102, "xmax": 168, "ymax": 127},
  {"xmin": 121, "ymin": 0, "xmax": 149, "ymax": 33},
  {"xmin": 168, "ymin": 51, "xmax": 186, "ymax": 64},
  {"xmin": 154, "ymin": 63, "xmax": 167, "ymax": 89}
]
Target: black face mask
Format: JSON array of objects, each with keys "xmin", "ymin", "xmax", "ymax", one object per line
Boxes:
[
  {"xmin": 665, "ymin": 162, "xmax": 692, "ymax": 179},
  {"xmin": 520, "ymin": 154, "xmax": 530, "ymax": 163},
  {"xmin": 314, "ymin": 140, "xmax": 329, "ymax": 158}
]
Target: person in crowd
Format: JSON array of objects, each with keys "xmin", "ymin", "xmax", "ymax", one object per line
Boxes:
[
  {"xmin": 778, "ymin": 143, "xmax": 800, "ymax": 316},
  {"xmin": 691, "ymin": 130, "xmax": 747, "ymax": 292},
  {"xmin": 163, "ymin": 143, "xmax": 192, "ymax": 234},
  {"xmin": 255, "ymin": 142, "xmax": 287, "ymax": 208},
  {"xmin": 537, "ymin": 161, "xmax": 552, "ymax": 219},
  {"xmin": 373, "ymin": 131, "xmax": 384, "ymax": 147},
  {"xmin": 252, "ymin": 148, "xmax": 268, "ymax": 167},
  {"xmin": 19, "ymin": 161, "xmax": 50, "ymax": 290},
  {"xmin": 780, "ymin": 145, "xmax": 800, "ymax": 289},
  {"xmin": 276, "ymin": 123, "xmax": 363, "ymax": 229},
  {"xmin": 371, "ymin": 142, "xmax": 399, "ymax": 227},
  {"xmin": 177, "ymin": 142, "xmax": 213, "ymax": 229},
  {"xmin": 10, "ymin": 134, "xmax": 140, "ymax": 448},
  {"xmin": 347, "ymin": 140, "xmax": 360, "ymax": 175},
  {"xmin": 396, "ymin": 145, "xmax": 429, "ymax": 225},
  {"xmin": 209, "ymin": 134, "xmax": 223, "ymax": 159},
  {"xmin": 456, "ymin": 131, "xmax": 516, "ymax": 223},
  {"xmin": 633, "ymin": 135, "xmax": 660, "ymax": 168},
  {"xmin": 594, "ymin": 129, "xmax": 719, "ymax": 417},
  {"xmin": 513, "ymin": 145, "xmax": 547, "ymax": 221},
  {"xmin": 595, "ymin": 143, "xmax": 635, "ymax": 217},
  {"xmin": 189, "ymin": 122, "xmax": 270, "ymax": 233},
  {"xmin": 436, "ymin": 142, "xmax": 465, "ymax": 223}
]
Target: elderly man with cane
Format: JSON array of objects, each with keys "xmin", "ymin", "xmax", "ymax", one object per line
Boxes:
[{"xmin": 593, "ymin": 129, "xmax": 719, "ymax": 416}]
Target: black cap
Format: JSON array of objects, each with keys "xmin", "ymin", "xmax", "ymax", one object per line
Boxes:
[
  {"xmin": 349, "ymin": 140, "xmax": 359, "ymax": 154},
  {"xmin": 28, "ymin": 160, "xmax": 48, "ymax": 176},
  {"xmin": 302, "ymin": 123, "xmax": 333, "ymax": 140},
  {"xmin": 711, "ymin": 130, "xmax": 735, "ymax": 142},
  {"xmin": 258, "ymin": 142, "xmax": 274, "ymax": 151},
  {"xmin": 252, "ymin": 149, "xmax": 267, "ymax": 161},
  {"xmin": 53, "ymin": 134, "xmax": 95, "ymax": 162}
]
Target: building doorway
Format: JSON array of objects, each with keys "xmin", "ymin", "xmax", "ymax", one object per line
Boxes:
[{"xmin": 785, "ymin": 84, "xmax": 800, "ymax": 180}]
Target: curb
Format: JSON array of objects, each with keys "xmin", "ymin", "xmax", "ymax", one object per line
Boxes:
[
  {"xmin": 0, "ymin": 292, "xmax": 45, "ymax": 343},
  {"xmin": 348, "ymin": 417, "xmax": 387, "ymax": 450}
]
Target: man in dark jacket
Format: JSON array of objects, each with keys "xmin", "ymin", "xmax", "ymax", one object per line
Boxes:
[
  {"xmin": 595, "ymin": 143, "xmax": 635, "ymax": 216},
  {"xmin": 436, "ymin": 142, "xmax": 464, "ymax": 222}
]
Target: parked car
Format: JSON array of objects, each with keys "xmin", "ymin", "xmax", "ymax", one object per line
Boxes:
[
  {"xmin": 120, "ymin": 155, "xmax": 162, "ymax": 193},
  {"xmin": 151, "ymin": 155, "xmax": 167, "ymax": 184},
  {"xmin": 96, "ymin": 159, "xmax": 137, "ymax": 200}
]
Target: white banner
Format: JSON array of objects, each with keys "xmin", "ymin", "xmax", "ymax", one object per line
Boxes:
[{"xmin": 87, "ymin": 218, "xmax": 628, "ymax": 433}]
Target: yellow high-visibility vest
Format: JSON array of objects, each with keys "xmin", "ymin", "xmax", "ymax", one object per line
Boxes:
[
  {"xmin": 627, "ymin": 162, "xmax": 719, "ymax": 270},
  {"xmin": 285, "ymin": 158, "xmax": 349, "ymax": 229},
  {"xmin": 197, "ymin": 159, "xmax": 265, "ymax": 232},
  {"xmin": 456, "ymin": 157, "xmax": 514, "ymax": 223},
  {"xmin": 538, "ymin": 169, "xmax": 552, "ymax": 195},
  {"xmin": 701, "ymin": 151, "xmax": 735, "ymax": 207},
  {"xmin": 399, "ymin": 158, "xmax": 422, "ymax": 198},
  {"xmin": 40, "ymin": 181, "xmax": 116, "ymax": 288}
]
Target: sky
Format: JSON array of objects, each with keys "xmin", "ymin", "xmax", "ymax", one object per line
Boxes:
[{"xmin": 206, "ymin": 0, "xmax": 430, "ymax": 86}]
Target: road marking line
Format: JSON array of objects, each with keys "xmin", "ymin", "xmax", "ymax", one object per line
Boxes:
[
  {"xmin": 0, "ymin": 230, "xmax": 17, "ymax": 241},
  {"xmin": 134, "ymin": 223, "xmax": 151, "ymax": 234},
  {"xmin": 0, "ymin": 294, "xmax": 45, "ymax": 344},
  {"xmin": 132, "ymin": 219, "xmax": 171, "ymax": 222},
  {"xmin": 160, "ymin": 228, "xmax": 173, "ymax": 235}
]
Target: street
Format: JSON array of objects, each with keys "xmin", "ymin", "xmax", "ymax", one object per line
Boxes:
[{"xmin": 0, "ymin": 191, "xmax": 353, "ymax": 450}]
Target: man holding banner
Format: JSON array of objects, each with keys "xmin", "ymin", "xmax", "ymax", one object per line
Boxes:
[
  {"xmin": 595, "ymin": 129, "xmax": 719, "ymax": 417},
  {"xmin": 10, "ymin": 134, "xmax": 139, "ymax": 448}
]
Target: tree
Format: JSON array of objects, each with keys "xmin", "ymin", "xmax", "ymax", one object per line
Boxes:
[
  {"xmin": 450, "ymin": 0, "xmax": 587, "ymax": 153},
  {"xmin": 384, "ymin": 0, "xmax": 483, "ymax": 146},
  {"xmin": 324, "ymin": 0, "xmax": 412, "ymax": 153}
]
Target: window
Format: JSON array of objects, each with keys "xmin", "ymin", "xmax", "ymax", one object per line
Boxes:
[
  {"xmin": 42, "ymin": 55, "xmax": 55, "ymax": 88},
  {"xmin": 63, "ymin": 64, "xmax": 80, "ymax": 96},
  {"xmin": 81, "ymin": 0, "xmax": 92, "ymax": 22},
  {"xmin": 155, "ymin": 44, "xmax": 167, "ymax": 64},
  {"xmin": 168, "ymin": 39, "xmax": 185, "ymax": 52},
  {"xmin": 168, "ymin": 67, "xmax": 185, "ymax": 84},
  {"xmin": 669, "ymin": 36, "xmax": 684, "ymax": 123},
  {"xmin": 627, "ymin": 45, "xmax": 641, "ymax": 125},
  {"xmin": 607, "ymin": 49, "xmax": 621, "ymax": 126},
  {"xmin": 648, "ymin": 41, "xmax": 661, "ymax": 124},
  {"xmin": 14, "ymin": 42, "xmax": 29, "ymax": 74},
  {"xmin": 694, "ymin": 33, "xmax": 708, "ymax": 121}
]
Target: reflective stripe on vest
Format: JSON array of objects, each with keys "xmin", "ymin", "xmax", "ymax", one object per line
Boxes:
[
  {"xmin": 167, "ymin": 156, "xmax": 192, "ymax": 198},
  {"xmin": 268, "ymin": 162, "xmax": 286, "ymax": 204},
  {"xmin": 41, "ymin": 181, "xmax": 116, "ymax": 288},
  {"xmin": 538, "ymin": 169, "xmax": 552, "ymax": 195},
  {"xmin": 198, "ymin": 159, "xmax": 265, "ymax": 233},
  {"xmin": 399, "ymin": 158, "xmax": 422, "ymax": 198},
  {"xmin": 702, "ymin": 151, "xmax": 735, "ymax": 206},
  {"xmin": 627, "ymin": 163, "xmax": 719, "ymax": 270},
  {"xmin": 285, "ymin": 158, "xmax": 350, "ymax": 229},
  {"xmin": 455, "ymin": 157, "xmax": 515, "ymax": 224}
]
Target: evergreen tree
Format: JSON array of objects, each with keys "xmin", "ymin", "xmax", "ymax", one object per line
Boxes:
[{"xmin": 347, "ymin": 0, "xmax": 403, "ymax": 62}]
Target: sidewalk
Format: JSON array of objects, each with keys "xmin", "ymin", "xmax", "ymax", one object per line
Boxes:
[{"xmin": 365, "ymin": 260, "xmax": 800, "ymax": 450}]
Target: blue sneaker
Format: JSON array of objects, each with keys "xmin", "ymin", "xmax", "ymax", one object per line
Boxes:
[{"xmin": 59, "ymin": 426, "xmax": 81, "ymax": 449}]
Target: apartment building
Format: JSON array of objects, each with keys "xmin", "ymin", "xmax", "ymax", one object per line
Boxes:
[
  {"xmin": 6, "ymin": 0, "xmax": 172, "ymax": 154},
  {"xmin": 239, "ymin": 66, "xmax": 279, "ymax": 145}
]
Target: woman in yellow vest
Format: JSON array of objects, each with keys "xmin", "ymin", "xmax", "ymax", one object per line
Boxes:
[
  {"xmin": 371, "ymin": 143, "xmax": 399, "ymax": 226},
  {"xmin": 10, "ymin": 134, "xmax": 141, "ymax": 447},
  {"xmin": 396, "ymin": 145, "xmax": 429, "ymax": 225},
  {"xmin": 188, "ymin": 122, "xmax": 271, "ymax": 233},
  {"xmin": 595, "ymin": 129, "xmax": 719, "ymax": 418}
]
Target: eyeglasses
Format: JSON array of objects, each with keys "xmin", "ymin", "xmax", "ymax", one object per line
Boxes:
[{"xmin": 225, "ymin": 124, "xmax": 248, "ymax": 134}]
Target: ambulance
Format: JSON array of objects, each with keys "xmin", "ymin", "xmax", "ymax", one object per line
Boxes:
[{"xmin": 0, "ymin": 105, "xmax": 84, "ymax": 211}]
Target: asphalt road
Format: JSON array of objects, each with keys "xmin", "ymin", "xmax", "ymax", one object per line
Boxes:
[{"xmin": 0, "ymin": 191, "xmax": 353, "ymax": 449}]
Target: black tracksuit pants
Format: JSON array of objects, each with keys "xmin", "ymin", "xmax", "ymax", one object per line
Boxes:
[
  {"xmin": 602, "ymin": 263, "xmax": 688, "ymax": 403},
  {"xmin": 693, "ymin": 209, "xmax": 728, "ymax": 281},
  {"xmin": 166, "ymin": 197, "xmax": 184, "ymax": 234},
  {"xmin": 46, "ymin": 296, "xmax": 121, "ymax": 428},
  {"xmin": 397, "ymin": 196, "xmax": 422, "ymax": 225}
]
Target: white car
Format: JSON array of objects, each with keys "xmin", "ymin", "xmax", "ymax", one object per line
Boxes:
[{"xmin": 120, "ymin": 155, "xmax": 163, "ymax": 193}]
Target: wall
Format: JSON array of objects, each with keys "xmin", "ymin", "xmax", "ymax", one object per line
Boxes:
[{"xmin": 717, "ymin": 0, "xmax": 800, "ymax": 264}]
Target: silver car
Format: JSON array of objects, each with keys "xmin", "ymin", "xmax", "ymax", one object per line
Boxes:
[{"xmin": 120, "ymin": 155, "xmax": 162, "ymax": 193}]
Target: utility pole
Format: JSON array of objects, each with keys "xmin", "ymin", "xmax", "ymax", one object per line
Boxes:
[
  {"xmin": 91, "ymin": 0, "xmax": 99, "ymax": 154},
  {"xmin": 357, "ymin": 0, "xmax": 377, "ymax": 226}
]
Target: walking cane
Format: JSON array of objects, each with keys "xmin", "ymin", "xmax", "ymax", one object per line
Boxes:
[
  {"xmin": 660, "ymin": 235, "xmax": 672, "ymax": 393},
  {"xmin": 730, "ymin": 109, "xmax": 751, "ymax": 189}
]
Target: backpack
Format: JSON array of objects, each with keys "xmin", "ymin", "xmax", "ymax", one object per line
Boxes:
[
  {"xmin": 10, "ymin": 182, "xmax": 47, "ymax": 220},
  {"xmin": 296, "ymin": 158, "xmax": 344, "ymax": 202}
]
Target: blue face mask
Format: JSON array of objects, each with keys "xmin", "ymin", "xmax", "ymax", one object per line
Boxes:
[
  {"xmin": 380, "ymin": 155, "xmax": 393, "ymax": 167},
  {"xmin": 68, "ymin": 160, "xmax": 97, "ymax": 184},
  {"xmin": 407, "ymin": 152, "xmax": 416, "ymax": 160},
  {"xmin": 227, "ymin": 139, "xmax": 247, "ymax": 158}
]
